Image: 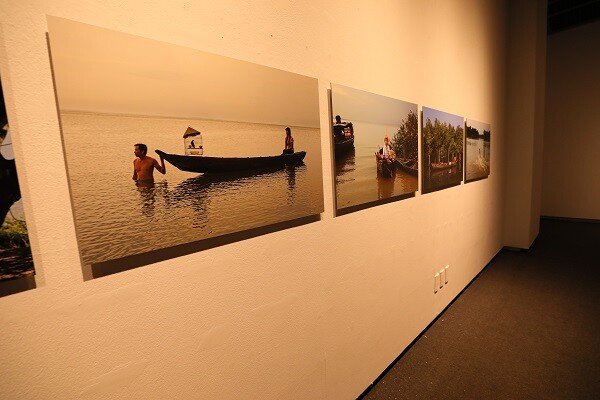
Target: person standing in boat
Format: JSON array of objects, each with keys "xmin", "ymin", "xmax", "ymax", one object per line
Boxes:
[
  {"xmin": 377, "ymin": 135, "xmax": 394, "ymax": 163},
  {"xmin": 133, "ymin": 143, "xmax": 166, "ymax": 182},
  {"xmin": 283, "ymin": 127, "xmax": 294, "ymax": 155}
]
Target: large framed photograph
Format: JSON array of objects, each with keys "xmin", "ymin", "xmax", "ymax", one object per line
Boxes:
[
  {"xmin": 48, "ymin": 17, "xmax": 324, "ymax": 279},
  {"xmin": 331, "ymin": 84, "xmax": 418, "ymax": 215},
  {"xmin": 421, "ymin": 107, "xmax": 464, "ymax": 194},
  {"xmin": 1, "ymin": 78, "xmax": 36, "ymax": 295},
  {"xmin": 465, "ymin": 119, "xmax": 491, "ymax": 182}
]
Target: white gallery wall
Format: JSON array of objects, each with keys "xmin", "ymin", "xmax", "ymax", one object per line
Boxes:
[
  {"xmin": 542, "ymin": 20, "xmax": 600, "ymax": 220},
  {"xmin": 1, "ymin": 1, "xmax": 509, "ymax": 399},
  {"xmin": 503, "ymin": 0, "xmax": 547, "ymax": 249}
]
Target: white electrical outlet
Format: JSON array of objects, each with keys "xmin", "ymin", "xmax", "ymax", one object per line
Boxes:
[
  {"xmin": 434, "ymin": 273, "xmax": 440, "ymax": 293},
  {"xmin": 445, "ymin": 265, "xmax": 450, "ymax": 284}
]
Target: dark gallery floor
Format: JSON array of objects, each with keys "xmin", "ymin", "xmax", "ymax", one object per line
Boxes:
[{"xmin": 361, "ymin": 218, "xmax": 600, "ymax": 399}]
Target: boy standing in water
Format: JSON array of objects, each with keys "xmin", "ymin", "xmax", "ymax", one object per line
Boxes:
[{"xmin": 133, "ymin": 143, "xmax": 166, "ymax": 182}]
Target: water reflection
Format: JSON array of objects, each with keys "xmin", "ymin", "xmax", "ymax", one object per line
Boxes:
[
  {"xmin": 424, "ymin": 163, "xmax": 462, "ymax": 192},
  {"xmin": 335, "ymin": 147, "xmax": 356, "ymax": 178},
  {"xmin": 135, "ymin": 180, "xmax": 167, "ymax": 218},
  {"xmin": 466, "ymin": 139, "xmax": 490, "ymax": 180},
  {"xmin": 334, "ymin": 144, "xmax": 418, "ymax": 210},
  {"xmin": 161, "ymin": 163, "xmax": 307, "ymax": 227},
  {"xmin": 376, "ymin": 166, "xmax": 395, "ymax": 199},
  {"xmin": 285, "ymin": 165, "xmax": 297, "ymax": 205}
]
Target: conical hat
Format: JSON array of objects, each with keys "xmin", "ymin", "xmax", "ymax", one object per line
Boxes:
[{"xmin": 183, "ymin": 126, "xmax": 201, "ymax": 138}]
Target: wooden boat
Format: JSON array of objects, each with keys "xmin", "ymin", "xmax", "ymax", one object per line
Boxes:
[
  {"xmin": 156, "ymin": 149, "xmax": 306, "ymax": 174},
  {"xmin": 430, "ymin": 161, "xmax": 457, "ymax": 170},
  {"xmin": 334, "ymin": 135, "xmax": 354, "ymax": 154},
  {"xmin": 333, "ymin": 121, "xmax": 354, "ymax": 155},
  {"xmin": 375, "ymin": 153, "xmax": 396, "ymax": 177},
  {"xmin": 396, "ymin": 158, "xmax": 418, "ymax": 176}
]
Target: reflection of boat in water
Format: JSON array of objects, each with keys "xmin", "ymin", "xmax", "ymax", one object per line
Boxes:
[
  {"xmin": 164, "ymin": 167, "xmax": 304, "ymax": 230},
  {"xmin": 156, "ymin": 149, "xmax": 306, "ymax": 174},
  {"xmin": 174, "ymin": 167, "xmax": 284, "ymax": 191},
  {"xmin": 376, "ymin": 165, "xmax": 395, "ymax": 199},
  {"xmin": 335, "ymin": 146, "xmax": 355, "ymax": 177},
  {"xmin": 396, "ymin": 158, "xmax": 418, "ymax": 176},
  {"xmin": 430, "ymin": 161, "xmax": 458, "ymax": 170},
  {"xmin": 168, "ymin": 165, "xmax": 305, "ymax": 205}
]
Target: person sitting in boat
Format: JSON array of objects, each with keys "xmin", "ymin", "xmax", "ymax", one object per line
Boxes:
[
  {"xmin": 283, "ymin": 127, "xmax": 294, "ymax": 155},
  {"xmin": 133, "ymin": 143, "xmax": 166, "ymax": 182},
  {"xmin": 377, "ymin": 135, "xmax": 395, "ymax": 163}
]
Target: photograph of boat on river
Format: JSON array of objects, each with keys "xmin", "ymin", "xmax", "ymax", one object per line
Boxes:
[
  {"xmin": 48, "ymin": 17, "xmax": 323, "ymax": 278},
  {"xmin": 421, "ymin": 107, "xmax": 464, "ymax": 194},
  {"xmin": 465, "ymin": 119, "xmax": 490, "ymax": 182},
  {"xmin": 0, "ymin": 79, "xmax": 35, "ymax": 287},
  {"xmin": 331, "ymin": 84, "xmax": 418, "ymax": 215}
]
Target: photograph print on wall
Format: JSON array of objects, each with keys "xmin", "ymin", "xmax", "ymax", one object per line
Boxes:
[
  {"xmin": 1, "ymin": 78, "xmax": 36, "ymax": 294},
  {"xmin": 331, "ymin": 84, "xmax": 418, "ymax": 215},
  {"xmin": 465, "ymin": 119, "xmax": 490, "ymax": 182},
  {"xmin": 421, "ymin": 107, "xmax": 464, "ymax": 194},
  {"xmin": 48, "ymin": 17, "xmax": 324, "ymax": 279}
]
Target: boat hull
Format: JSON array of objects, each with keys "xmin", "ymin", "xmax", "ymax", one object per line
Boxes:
[
  {"xmin": 430, "ymin": 161, "xmax": 457, "ymax": 170},
  {"xmin": 396, "ymin": 158, "xmax": 418, "ymax": 176},
  {"xmin": 156, "ymin": 150, "xmax": 306, "ymax": 174},
  {"xmin": 375, "ymin": 154, "xmax": 396, "ymax": 177},
  {"xmin": 334, "ymin": 136, "xmax": 354, "ymax": 155}
]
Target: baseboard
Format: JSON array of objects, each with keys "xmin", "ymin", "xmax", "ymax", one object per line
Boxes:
[{"xmin": 541, "ymin": 215, "xmax": 600, "ymax": 224}]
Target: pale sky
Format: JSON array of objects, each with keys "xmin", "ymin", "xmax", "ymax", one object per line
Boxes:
[
  {"xmin": 331, "ymin": 84, "xmax": 417, "ymax": 126},
  {"xmin": 47, "ymin": 17, "xmax": 320, "ymax": 127},
  {"xmin": 423, "ymin": 106, "xmax": 464, "ymax": 129}
]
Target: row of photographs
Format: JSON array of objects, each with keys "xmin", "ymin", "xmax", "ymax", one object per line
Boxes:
[
  {"xmin": 0, "ymin": 17, "xmax": 490, "ymax": 292},
  {"xmin": 331, "ymin": 84, "xmax": 490, "ymax": 215}
]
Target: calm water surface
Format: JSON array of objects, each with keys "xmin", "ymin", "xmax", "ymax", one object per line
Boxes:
[
  {"xmin": 466, "ymin": 138, "xmax": 490, "ymax": 181},
  {"xmin": 60, "ymin": 112, "xmax": 324, "ymax": 265},
  {"xmin": 334, "ymin": 120, "xmax": 418, "ymax": 210},
  {"xmin": 423, "ymin": 164, "xmax": 462, "ymax": 192}
]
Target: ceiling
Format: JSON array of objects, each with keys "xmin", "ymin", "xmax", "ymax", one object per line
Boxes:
[{"xmin": 548, "ymin": 0, "xmax": 600, "ymax": 34}]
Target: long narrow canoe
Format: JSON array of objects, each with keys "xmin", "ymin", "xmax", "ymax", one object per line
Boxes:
[
  {"xmin": 396, "ymin": 158, "xmax": 418, "ymax": 176},
  {"xmin": 155, "ymin": 149, "xmax": 306, "ymax": 174},
  {"xmin": 430, "ymin": 161, "xmax": 457, "ymax": 170}
]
